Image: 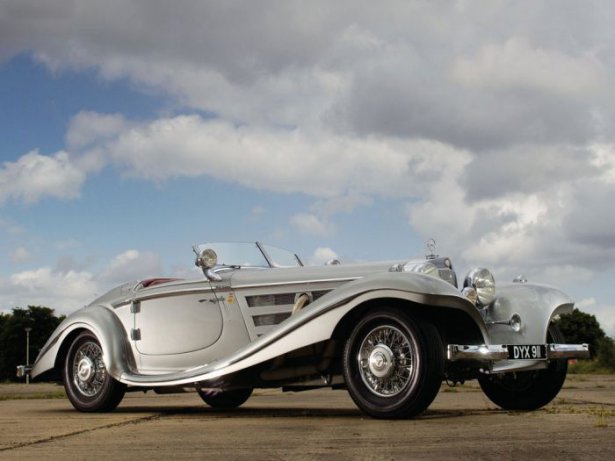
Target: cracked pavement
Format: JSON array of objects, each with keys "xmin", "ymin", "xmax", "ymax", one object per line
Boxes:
[{"xmin": 2, "ymin": 375, "xmax": 615, "ymax": 460}]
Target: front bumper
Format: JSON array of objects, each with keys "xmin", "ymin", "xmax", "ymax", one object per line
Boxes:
[{"xmin": 447, "ymin": 343, "xmax": 590, "ymax": 362}]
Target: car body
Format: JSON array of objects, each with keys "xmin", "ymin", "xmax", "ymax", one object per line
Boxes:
[{"xmin": 19, "ymin": 241, "xmax": 589, "ymax": 418}]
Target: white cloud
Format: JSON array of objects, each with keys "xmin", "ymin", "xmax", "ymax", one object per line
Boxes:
[
  {"xmin": 66, "ymin": 111, "xmax": 127, "ymax": 149},
  {"xmin": 54, "ymin": 239, "xmax": 82, "ymax": 251},
  {"xmin": 575, "ymin": 297, "xmax": 615, "ymax": 337},
  {"xmin": 577, "ymin": 298, "xmax": 597, "ymax": 310},
  {"xmin": 310, "ymin": 247, "xmax": 339, "ymax": 265},
  {"xmin": 0, "ymin": 150, "xmax": 86, "ymax": 204},
  {"xmin": 289, "ymin": 195, "xmax": 372, "ymax": 239},
  {"xmin": 309, "ymin": 194, "xmax": 372, "ymax": 216},
  {"xmin": 0, "ymin": 217, "xmax": 24, "ymax": 235},
  {"xmin": 7, "ymin": 267, "xmax": 97, "ymax": 311},
  {"xmin": 60, "ymin": 109, "xmax": 615, "ymax": 280},
  {"xmin": 460, "ymin": 194, "xmax": 548, "ymax": 265},
  {"xmin": 98, "ymin": 249, "xmax": 162, "ymax": 285},
  {"xmin": 67, "ymin": 113, "xmax": 467, "ymax": 200},
  {"xmin": 291, "ymin": 213, "xmax": 333, "ymax": 237},
  {"xmin": 535, "ymin": 266, "xmax": 595, "ymax": 287},
  {"xmin": 1, "ymin": 249, "xmax": 164, "ymax": 316},
  {"xmin": 408, "ymin": 144, "xmax": 615, "ymax": 282},
  {"xmin": 591, "ymin": 144, "xmax": 615, "ymax": 184},
  {"xmin": 9, "ymin": 247, "xmax": 30, "ymax": 263},
  {"xmin": 462, "ymin": 145, "xmax": 598, "ymax": 201},
  {"xmin": 1, "ymin": 109, "xmax": 416, "ymax": 207},
  {"xmin": 453, "ymin": 37, "xmax": 605, "ymax": 96},
  {"xmin": 2, "ymin": 0, "xmax": 615, "ymax": 320},
  {"xmin": 4, "ymin": 1, "xmax": 613, "ymax": 150}
]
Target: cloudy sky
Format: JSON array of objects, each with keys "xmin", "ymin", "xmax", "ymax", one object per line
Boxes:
[{"xmin": 1, "ymin": 1, "xmax": 614, "ymax": 334}]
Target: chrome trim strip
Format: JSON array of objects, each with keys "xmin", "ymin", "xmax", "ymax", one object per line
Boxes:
[
  {"xmin": 113, "ymin": 280, "xmax": 341, "ymax": 308},
  {"xmin": 447, "ymin": 345, "xmax": 508, "ymax": 361},
  {"xmin": 547, "ymin": 343, "xmax": 590, "ymax": 359},
  {"xmin": 112, "ymin": 287, "xmax": 217, "ymax": 308},
  {"xmin": 232, "ymin": 277, "xmax": 358, "ymax": 289}
]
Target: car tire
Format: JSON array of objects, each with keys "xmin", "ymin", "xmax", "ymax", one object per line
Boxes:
[
  {"xmin": 197, "ymin": 388, "xmax": 253, "ymax": 409},
  {"xmin": 62, "ymin": 331, "xmax": 126, "ymax": 412},
  {"xmin": 478, "ymin": 324, "xmax": 567, "ymax": 411},
  {"xmin": 342, "ymin": 307, "xmax": 444, "ymax": 419}
]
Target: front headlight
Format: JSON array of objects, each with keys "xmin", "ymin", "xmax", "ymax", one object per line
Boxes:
[
  {"xmin": 390, "ymin": 261, "xmax": 439, "ymax": 278},
  {"xmin": 464, "ymin": 267, "xmax": 496, "ymax": 307}
]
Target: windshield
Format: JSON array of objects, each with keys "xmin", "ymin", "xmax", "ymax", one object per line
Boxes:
[
  {"xmin": 197, "ymin": 242, "xmax": 302, "ymax": 268},
  {"xmin": 261, "ymin": 243, "xmax": 303, "ymax": 267}
]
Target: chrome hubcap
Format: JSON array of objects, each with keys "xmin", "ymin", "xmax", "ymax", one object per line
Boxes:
[
  {"xmin": 358, "ymin": 324, "xmax": 418, "ymax": 397},
  {"xmin": 72, "ymin": 341, "xmax": 106, "ymax": 397},
  {"xmin": 368, "ymin": 345, "xmax": 395, "ymax": 378},
  {"xmin": 77, "ymin": 357, "xmax": 95, "ymax": 382}
]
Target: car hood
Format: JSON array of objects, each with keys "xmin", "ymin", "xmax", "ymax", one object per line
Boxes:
[
  {"xmin": 86, "ymin": 259, "xmax": 420, "ymax": 308},
  {"xmin": 228, "ymin": 260, "xmax": 402, "ymax": 288}
]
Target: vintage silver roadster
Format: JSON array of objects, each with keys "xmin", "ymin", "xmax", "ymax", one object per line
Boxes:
[{"xmin": 19, "ymin": 242, "xmax": 589, "ymax": 418}]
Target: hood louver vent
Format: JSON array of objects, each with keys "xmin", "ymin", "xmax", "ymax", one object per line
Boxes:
[
  {"xmin": 246, "ymin": 293, "xmax": 296, "ymax": 308},
  {"xmin": 244, "ymin": 290, "xmax": 331, "ymax": 335}
]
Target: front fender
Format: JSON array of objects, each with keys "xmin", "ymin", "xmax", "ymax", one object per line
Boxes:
[
  {"xmin": 485, "ymin": 282, "xmax": 574, "ymax": 346},
  {"xmin": 31, "ymin": 305, "xmax": 135, "ymax": 380},
  {"xmin": 310, "ymin": 271, "xmax": 489, "ymax": 340}
]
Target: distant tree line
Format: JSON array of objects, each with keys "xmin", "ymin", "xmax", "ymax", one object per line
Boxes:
[
  {"xmin": 0, "ymin": 306, "xmax": 65, "ymax": 381},
  {"xmin": 556, "ymin": 308, "xmax": 615, "ymax": 372}
]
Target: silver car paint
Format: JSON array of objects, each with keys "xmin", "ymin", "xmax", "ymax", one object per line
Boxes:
[
  {"xmin": 121, "ymin": 280, "xmax": 252, "ymax": 374},
  {"xmin": 31, "ymin": 304, "xmax": 136, "ymax": 379},
  {"xmin": 31, "ymin": 262, "xmax": 574, "ymax": 385}
]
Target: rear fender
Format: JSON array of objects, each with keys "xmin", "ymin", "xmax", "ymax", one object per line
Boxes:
[{"xmin": 31, "ymin": 305, "xmax": 135, "ymax": 380}]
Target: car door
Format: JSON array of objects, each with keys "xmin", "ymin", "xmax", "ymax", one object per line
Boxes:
[{"xmin": 133, "ymin": 287, "xmax": 223, "ymax": 356}]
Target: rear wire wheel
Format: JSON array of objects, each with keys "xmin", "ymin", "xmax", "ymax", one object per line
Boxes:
[
  {"xmin": 478, "ymin": 324, "xmax": 568, "ymax": 410},
  {"xmin": 197, "ymin": 387, "xmax": 253, "ymax": 409},
  {"xmin": 343, "ymin": 307, "xmax": 444, "ymax": 419},
  {"xmin": 62, "ymin": 331, "xmax": 126, "ymax": 412}
]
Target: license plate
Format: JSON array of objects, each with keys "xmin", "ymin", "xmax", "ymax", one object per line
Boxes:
[{"xmin": 507, "ymin": 345, "xmax": 547, "ymax": 360}]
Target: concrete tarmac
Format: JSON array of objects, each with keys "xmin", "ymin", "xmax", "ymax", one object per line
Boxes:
[{"xmin": 1, "ymin": 374, "xmax": 615, "ymax": 460}]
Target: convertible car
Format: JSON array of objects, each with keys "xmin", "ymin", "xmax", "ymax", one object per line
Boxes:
[{"xmin": 18, "ymin": 242, "xmax": 589, "ymax": 418}]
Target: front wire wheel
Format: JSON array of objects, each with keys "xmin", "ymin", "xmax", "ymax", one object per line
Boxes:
[
  {"xmin": 343, "ymin": 307, "xmax": 444, "ymax": 419},
  {"xmin": 478, "ymin": 324, "xmax": 568, "ymax": 411},
  {"xmin": 357, "ymin": 324, "xmax": 418, "ymax": 397},
  {"xmin": 63, "ymin": 331, "xmax": 126, "ymax": 412}
]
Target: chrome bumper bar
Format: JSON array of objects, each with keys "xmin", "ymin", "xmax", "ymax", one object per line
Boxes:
[
  {"xmin": 447, "ymin": 345, "xmax": 508, "ymax": 361},
  {"xmin": 16, "ymin": 365, "xmax": 32, "ymax": 378},
  {"xmin": 447, "ymin": 343, "xmax": 590, "ymax": 362},
  {"xmin": 547, "ymin": 343, "xmax": 590, "ymax": 359}
]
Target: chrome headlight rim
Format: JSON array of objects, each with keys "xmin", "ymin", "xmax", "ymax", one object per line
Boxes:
[
  {"xmin": 390, "ymin": 261, "xmax": 439, "ymax": 278},
  {"xmin": 197, "ymin": 248, "xmax": 218, "ymax": 269},
  {"xmin": 464, "ymin": 267, "xmax": 496, "ymax": 307}
]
